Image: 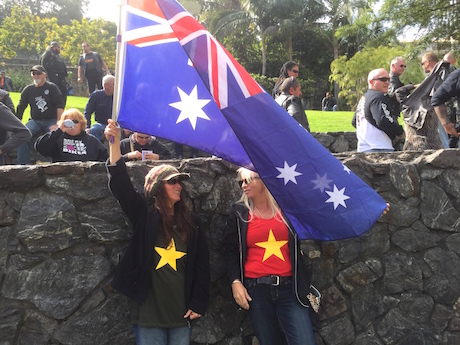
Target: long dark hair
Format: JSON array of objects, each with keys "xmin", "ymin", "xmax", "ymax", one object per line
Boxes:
[
  {"xmin": 272, "ymin": 61, "xmax": 299, "ymax": 97},
  {"xmin": 152, "ymin": 182, "xmax": 196, "ymax": 243}
]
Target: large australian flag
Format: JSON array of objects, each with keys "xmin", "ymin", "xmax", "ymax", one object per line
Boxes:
[{"xmin": 115, "ymin": 0, "xmax": 388, "ymax": 241}]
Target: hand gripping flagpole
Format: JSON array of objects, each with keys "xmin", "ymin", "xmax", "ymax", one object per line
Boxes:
[{"xmin": 110, "ymin": 0, "xmax": 124, "ymax": 143}]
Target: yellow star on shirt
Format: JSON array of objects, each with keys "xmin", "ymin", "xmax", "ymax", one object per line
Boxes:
[
  {"xmin": 255, "ymin": 229, "xmax": 288, "ymax": 262},
  {"xmin": 154, "ymin": 238, "xmax": 186, "ymax": 271}
]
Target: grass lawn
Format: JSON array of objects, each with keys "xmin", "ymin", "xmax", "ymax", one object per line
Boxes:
[{"xmin": 9, "ymin": 91, "xmax": 357, "ymax": 133}]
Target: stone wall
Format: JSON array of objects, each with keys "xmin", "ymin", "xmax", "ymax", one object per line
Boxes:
[{"xmin": 1, "ymin": 151, "xmax": 460, "ymax": 345}]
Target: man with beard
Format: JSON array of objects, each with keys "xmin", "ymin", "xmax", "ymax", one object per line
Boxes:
[{"xmin": 16, "ymin": 65, "xmax": 64, "ymax": 164}]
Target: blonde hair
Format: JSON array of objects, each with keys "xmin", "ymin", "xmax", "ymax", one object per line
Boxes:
[
  {"xmin": 236, "ymin": 167, "xmax": 281, "ymax": 221},
  {"xmin": 59, "ymin": 108, "xmax": 87, "ymax": 132}
]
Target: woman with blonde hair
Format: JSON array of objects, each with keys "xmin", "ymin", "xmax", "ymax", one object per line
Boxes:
[
  {"xmin": 223, "ymin": 167, "xmax": 317, "ymax": 345},
  {"xmin": 35, "ymin": 108, "xmax": 107, "ymax": 162}
]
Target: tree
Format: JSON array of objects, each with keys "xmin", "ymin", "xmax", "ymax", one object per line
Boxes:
[
  {"xmin": 0, "ymin": 0, "xmax": 89, "ymax": 25},
  {"xmin": 380, "ymin": 0, "xmax": 460, "ymax": 43},
  {"xmin": 0, "ymin": 6, "xmax": 116, "ymax": 70},
  {"xmin": 329, "ymin": 45, "xmax": 405, "ymax": 108}
]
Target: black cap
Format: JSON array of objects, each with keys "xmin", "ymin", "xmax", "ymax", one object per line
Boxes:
[{"xmin": 30, "ymin": 65, "xmax": 47, "ymax": 74}]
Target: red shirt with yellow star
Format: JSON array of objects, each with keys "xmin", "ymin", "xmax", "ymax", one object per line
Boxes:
[{"xmin": 244, "ymin": 214, "xmax": 292, "ymax": 278}]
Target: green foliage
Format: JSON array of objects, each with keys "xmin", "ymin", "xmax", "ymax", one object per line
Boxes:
[
  {"xmin": 330, "ymin": 46, "xmax": 405, "ymax": 109},
  {"xmin": 380, "ymin": 0, "xmax": 460, "ymax": 42},
  {"xmin": 0, "ymin": 6, "xmax": 116, "ymax": 70},
  {"xmin": 4, "ymin": 69, "xmax": 31, "ymax": 92},
  {"xmin": 0, "ymin": 0, "xmax": 89, "ymax": 25}
]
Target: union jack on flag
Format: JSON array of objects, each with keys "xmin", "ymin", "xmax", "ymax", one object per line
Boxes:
[{"xmin": 115, "ymin": 0, "xmax": 388, "ymax": 240}]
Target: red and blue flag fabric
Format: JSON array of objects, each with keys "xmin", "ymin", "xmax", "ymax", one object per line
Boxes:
[{"xmin": 115, "ymin": 0, "xmax": 388, "ymax": 240}]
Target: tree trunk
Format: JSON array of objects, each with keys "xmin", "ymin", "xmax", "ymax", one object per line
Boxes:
[{"xmin": 261, "ymin": 30, "xmax": 267, "ymax": 75}]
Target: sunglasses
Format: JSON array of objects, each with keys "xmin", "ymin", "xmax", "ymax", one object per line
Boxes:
[
  {"xmin": 166, "ymin": 177, "xmax": 182, "ymax": 185},
  {"xmin": 68, "ymin": 119, "xmax": 79, "ymax": 124},
  {"xmin": 238, "ymin": 176, "xmax": 260, "ymax": 187},
  {"xmin": 399, "ymin": 64, "xmax": 406, "ymax": 68},
  {"xmin": 372, "ymin": 77, "xmax": 390, "ymax": 82},
  {"xmin": 291, "ymin": 69, "xmax": 299, "ymax": 74},
  {"xmin": 31, "ymin": 71, "xmax": 43, "ymax": 76},
  {"xmin": 421, "ymin": 60, "xmax": 427, "ymax": 66},
  {"xmin": 137, "ymin": 135, "xmax": 150, "ymax": 139}
]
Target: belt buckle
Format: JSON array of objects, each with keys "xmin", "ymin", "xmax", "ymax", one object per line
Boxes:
[{"xmin": 271, "ymin": 275, "xmax": 280, "ymax": 286}]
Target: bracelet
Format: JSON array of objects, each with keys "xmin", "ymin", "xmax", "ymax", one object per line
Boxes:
[{"xmin": 232, "ymin": 279, "xmax": 241, "ymax": 285}]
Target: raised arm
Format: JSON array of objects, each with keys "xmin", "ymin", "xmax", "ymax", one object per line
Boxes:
[{"xmin": 104, "ymin": 119, "xmax": 122, "ymax": 164}]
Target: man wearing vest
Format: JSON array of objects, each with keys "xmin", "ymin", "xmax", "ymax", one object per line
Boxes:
[{"xmin": 78, "ymin": 42, "xmax": 110, "ymax": 94}]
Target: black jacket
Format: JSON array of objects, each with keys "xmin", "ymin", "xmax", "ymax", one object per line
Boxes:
[
  {"xmin": 276, "ymin": 94, "xmax": 310, "ymax": 132},
  {"xmin": 432, "ymin": 68, "xmax": 460, "ymax": 107},
  {"xmin": 107, "ymin": 159, "xmax": 210, "ymax": 314},
  {"xmin": 222, "ymin": 203, "xmax": 312, "ymax": 307},
  {"xmin": 35, "ymin": 129, "xmax": 108, "ymax": 162}
]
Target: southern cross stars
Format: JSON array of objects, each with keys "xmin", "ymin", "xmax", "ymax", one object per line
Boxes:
[
  {"xmin": 311, "ymin": 173, "xmax": 333, "ymax": 192},
  {"xmin": 169, "ymin": 85, "xmax": 211, "ymax": 130},
  {"xmin": 276, "ymin": 161, "xmax": 302, "ymax": 185},
  {"xmin": 325, "ymin": 185, "xmax": 350, "ymax": 210}
]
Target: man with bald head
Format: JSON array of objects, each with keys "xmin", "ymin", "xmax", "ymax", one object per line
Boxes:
[{"xmin": 352, "ymin": 68, "xmax": 405, "ymax": 152}]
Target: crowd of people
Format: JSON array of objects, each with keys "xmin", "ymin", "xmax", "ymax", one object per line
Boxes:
[
  {"xmin": 352, "ymin": 51, "xmax": 460, "ymax": 153},
  {"xmin": 1, "ymin": 42, "xmax": 460, "ymax": 344}
]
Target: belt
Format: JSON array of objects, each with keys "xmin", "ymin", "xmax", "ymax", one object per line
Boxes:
[{"xmin": 246, "ymin": 275, "xmax": 292, "ymax": 286}]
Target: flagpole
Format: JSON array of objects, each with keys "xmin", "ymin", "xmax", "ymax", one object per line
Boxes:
[{"xmin": 112, "ymin": 0, "xmax": 124, "ymax": 124}]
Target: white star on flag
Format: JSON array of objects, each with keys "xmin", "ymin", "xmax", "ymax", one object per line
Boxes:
[
  {"xmin": 169, "ymin": 85, "xmax": 211, "ymax": 130},
  {"xmin": 343, "ymin": 164, "xmax": 351, "ymax": 174},
  {"xmin": 276, "ymin": 161, "xmax": 302, "ymax": 185},
  {"xmin": 325, "ymin": 185, "xmax": 350, "ymax": 209},
  {"xmin": 311, "ymin": 173, "xmax": 333, "ymax": 192}
]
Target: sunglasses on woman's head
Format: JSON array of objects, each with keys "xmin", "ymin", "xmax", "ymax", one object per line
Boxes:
[{"xmin": 238, "ymin": 176, "xmax": 260, "ymax": 187}]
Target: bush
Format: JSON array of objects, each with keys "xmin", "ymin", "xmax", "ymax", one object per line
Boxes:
[{"xmin": 6, "ymin": 69, "xmax": 31, "ymax": 92}]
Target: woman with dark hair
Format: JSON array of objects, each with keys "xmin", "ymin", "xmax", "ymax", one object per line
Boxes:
[
  {"xmin": 272, "ymin": 61, "xmax": 299, "ymax": 98},
  {"xmin": 104, "ymin": 119, "xmax": 210, "ymax": 345},
  {"xmin": 223, "ymin": 167, "xmax": 317, "ymax": 345}
]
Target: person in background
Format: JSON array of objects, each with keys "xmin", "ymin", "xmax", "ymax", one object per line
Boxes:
[
  {"xmin": 104, "ymin": 119, "xmax": 210, "ymax": 345},
  {"xmin": 321, "ymin": 92, "xmax": 337, "ymax": 111},
  {"xmin": 275, "ymin": 77, "xmax": 310, "ymax": 132},
  {"xmin": 78, "ymin": 42, "xmax": 110, "ymax": 94},
  {"xmin": 0, "ymin": 88, "xmax": 15, "ymax": 114},
  {"xmin": 352, "ymin": 68, "xmax": 405, "ymax": 152},
  {"xmin": 442, "ymin": 51, "xmax": 459, "ymax": 148},
  {"xmin": 35, "ymin": 108, "xmax": 108, "ymax": 163},
  {"xmin": 41, "ymin": 41, "xmax": 68, "ymax": 106},
  {"xmin": 223, "ymin": 167, "xmax": 317, "ymax": 345},
  {"xmin": 0, "ymin": 71, "xmax": 13, "ymax": 91},
  {"xmin": 272, "ymin": 61, "xmax": 299, "ymax": 98},
  {"xmin": 0, "ymin": 103, "xmax": 31, "ymax": 165},
  {"xmin": 120, "ymin": 132, "xmax": 172, "ymax": 161},
  {"xmin": 16, "ymin": 65, "xmax": 64, "ymax": 164},
  {"xmin": 84, "ymin": 75, "xmax": 115, "ymax": 141}
]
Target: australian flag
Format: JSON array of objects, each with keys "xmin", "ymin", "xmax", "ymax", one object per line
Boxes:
[{"xmin": 115, "ymin": 0, "xmax": 388, "ymax": 240}]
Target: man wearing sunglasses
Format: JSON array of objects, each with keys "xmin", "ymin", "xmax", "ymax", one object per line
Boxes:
[
  {"xmin": 16, "ymin": 65, "xmax": 64, "ymax": 164},
  {"xmin": 120, "ymin": 132, "xmax": 172, "ymax": 161},
  {"xmin": 388, "ymin": 57, "xmax": 412, "ymax": 117},
  {"xmin": 352, "ymin": 68, "xmax": 405, "ymax": 153}
]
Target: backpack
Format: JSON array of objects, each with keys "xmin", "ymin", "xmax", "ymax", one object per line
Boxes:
[{"xmin": 397, "ymin": 61, "xmax": 450, "ymax": 129}]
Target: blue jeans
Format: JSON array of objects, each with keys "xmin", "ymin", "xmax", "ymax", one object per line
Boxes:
[
  {"xmin": 133, "ymin": 324, "xmax": 191, "ymax": 345},
  {"xmin": 361, "ymin": 148, "xmax": 394, "ymax": 153},
  {"xmin": 89, "ymin": 123, "xmax": 105, "ymax": 141},
  {"xmin": 17, "ymin": 119, "xmax": 57, "ymax": 164},
  {"xmin": 245, "ymin": 281, "xmax": 316, "ymax": 345},
  {"xmin": 438, "ymin": 120, "xmax": 449, "ymax": 149}
]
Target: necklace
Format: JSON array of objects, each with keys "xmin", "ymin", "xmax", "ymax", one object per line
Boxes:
[{"xmin": 254, "ymin": 205, "xmax": 274, "ymax": 219}]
